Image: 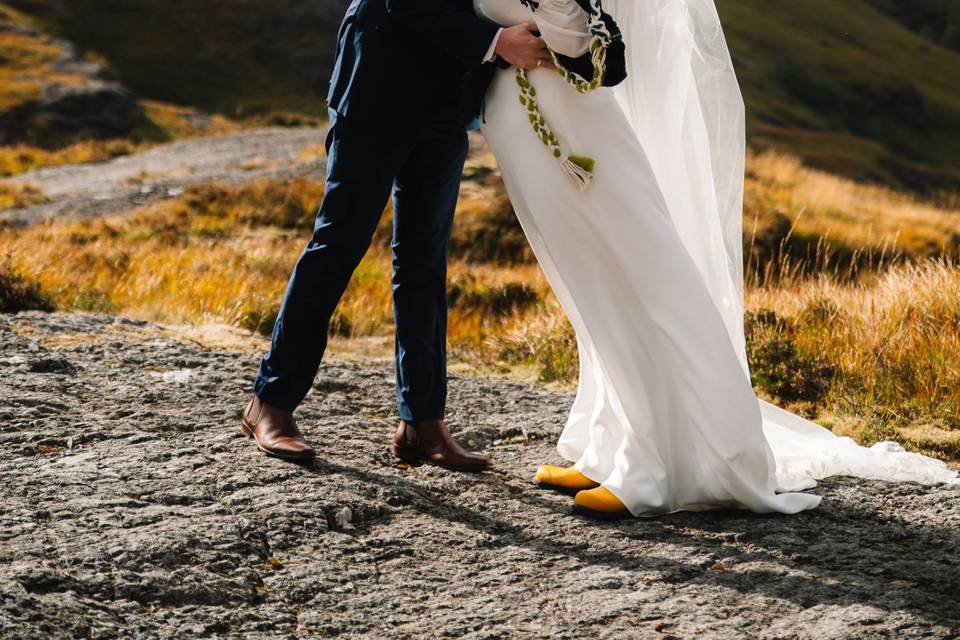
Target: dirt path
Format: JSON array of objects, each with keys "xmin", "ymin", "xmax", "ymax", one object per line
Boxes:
[
  {"xmin": 0, "ymin": 127, "xmax": 497, "ymax": 227},
  {"xmin": 1, "ymin": 311, "xmax": 958, "ymax": 639},
  {"xmin": 0, "ymin": 128, "xmax": 328, "ymax": 225}
]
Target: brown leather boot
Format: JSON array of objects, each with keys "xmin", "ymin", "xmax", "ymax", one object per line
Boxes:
[
  {"xmin": 391, "ymin": 420, "xmax": 492, "ymax": 472},
  {"xmin": 240, "ymin": 396, "xmax": 316, "ymax": 462}
]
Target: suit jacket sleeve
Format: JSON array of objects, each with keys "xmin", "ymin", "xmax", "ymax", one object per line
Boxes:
[{"xmin": 385, "ymin": 0, "xmax": 500, "ymax": 68}]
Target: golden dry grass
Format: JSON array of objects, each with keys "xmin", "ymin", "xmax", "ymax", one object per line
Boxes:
[
  {"xmin": 0, "ymin": 181, "xmax": 46, "ymax": 208},
  {"xmin": 0, "ymin": 13, "xmax": 62, "ymax": 111},
  {"xmin": 745, "ymin": 261, "xmax": 960, "ymax": 460},
  {"xmin": 0, "ymin": 177, "xmax": 547, "ymax": 342},
  {"xmin": 1, "ymin": 150, "xmax": 959, "ymax": 461},
  {"xmin": 744, "ymin": 151, "xmax": 960, "ymax": 284},
  {"xmin": 0, "ymin": 139, "xmax": 141, "ymax": 177},
  {"xmin": 0, "ymin": 179, "xmax": 326, "ymax": 322},
  {"xmin": 138, "ymin": 100, "xmax": 240, "ymax": 140}
]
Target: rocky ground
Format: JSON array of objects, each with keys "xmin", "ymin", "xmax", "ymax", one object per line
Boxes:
[{"xmin": 0, "ymin": 310, "xmax": 958, "ymax": 639}]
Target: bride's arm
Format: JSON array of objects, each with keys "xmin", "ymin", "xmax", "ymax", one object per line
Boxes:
[{"xmin": 532, "ymin": 0, "xmax": 591, "ymax": 58}]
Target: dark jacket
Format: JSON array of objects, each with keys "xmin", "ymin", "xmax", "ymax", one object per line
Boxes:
[{"xmin": 327, "ymin": 0, "xmax": 500, "ymax": 128}]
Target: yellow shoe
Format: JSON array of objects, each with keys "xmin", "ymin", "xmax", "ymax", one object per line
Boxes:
[
  {"xmin": 534, "ymin": 465, "xmax": 600, "ymax": 495},
  {"xmin": 572, "ymin": 486, "xmax": 630, "ymax": 520}
]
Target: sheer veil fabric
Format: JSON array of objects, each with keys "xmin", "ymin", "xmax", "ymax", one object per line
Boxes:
[
  {"xmin": 607, "ymin": 0, "xmax": 957, "ymax": 490},
  {"xmin": 475, "ymin": 0, "xmax": 958, "ymax": 517}
]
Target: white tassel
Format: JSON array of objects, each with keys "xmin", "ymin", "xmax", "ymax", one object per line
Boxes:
[{"xmin": 560, "ymin": 156, "xmax": 595, "ymax": 191}]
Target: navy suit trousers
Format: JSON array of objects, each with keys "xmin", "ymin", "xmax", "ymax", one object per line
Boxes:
[{"xmin": 254, "ymin": 109, "xmax": 468, "ymax": 421}]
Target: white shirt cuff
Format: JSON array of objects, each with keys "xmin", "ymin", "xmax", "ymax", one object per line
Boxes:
[{"xmin": 484, "ymin": 28, "xmax": 504, "ymax": 63}]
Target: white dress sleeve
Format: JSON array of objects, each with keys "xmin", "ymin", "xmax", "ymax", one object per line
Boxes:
[{"xmin": 533, "ymin": 0, "xmax": 591, "ymax": 58}]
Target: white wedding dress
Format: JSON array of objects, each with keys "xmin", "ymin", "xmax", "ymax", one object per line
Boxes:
[{"xmin": 474, "ymin": 0, "xmax": 958, "ymax": 516}]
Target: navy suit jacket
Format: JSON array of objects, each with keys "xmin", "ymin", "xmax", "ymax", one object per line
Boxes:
[{"xmin": 327, "ymin": 0, "xmax": 501, "ymax": 128}]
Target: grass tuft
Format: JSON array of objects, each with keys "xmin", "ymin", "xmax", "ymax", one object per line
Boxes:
[
  {"xmin": 0, "ymin": 261, "xmax": 53, "ymax": 312},
  {"xmin": 0, "ymin": 182, "xmax": 46, "ymax": 208}
]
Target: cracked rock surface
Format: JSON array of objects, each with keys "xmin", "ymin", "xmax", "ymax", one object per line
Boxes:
[{"xmin": 1, "ymin": 311, "xmax": 958, "ymax": 639}]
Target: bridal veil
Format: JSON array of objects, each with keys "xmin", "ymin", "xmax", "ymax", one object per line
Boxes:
[{"xmin": 606, "ymin": 0, "xmax": 958, "ymax": 488}]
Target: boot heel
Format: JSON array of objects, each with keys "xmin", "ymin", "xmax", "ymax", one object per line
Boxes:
[
  {"xmin": 391, "ymin": 444, "xmax": 423, "ymax": 466},
  {"xmin": 238, "ymin": 421, "xmax": 254, "ymax": 439}
]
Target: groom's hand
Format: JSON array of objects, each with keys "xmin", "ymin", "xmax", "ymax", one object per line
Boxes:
[{"xmin": 495, "ymin": 22, "xmax": 554, "ymax": 70}]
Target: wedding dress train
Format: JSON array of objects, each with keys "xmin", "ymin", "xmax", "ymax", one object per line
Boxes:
[{"xmin": 474, "ymin": 0, "xmax": 958, "ymax": 516}]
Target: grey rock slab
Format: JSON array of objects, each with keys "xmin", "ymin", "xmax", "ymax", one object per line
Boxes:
[{"xmin": 0, "ymin": 311, "xmax": 958, "ymax": 638}]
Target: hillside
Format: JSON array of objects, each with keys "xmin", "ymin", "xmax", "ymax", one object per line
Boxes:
[
  {"xmin": 863, "ymin": 0, "xmax": 960, "ymax": 51},
  {"xmin": 719, "ymin": 0, "xmax": 960, "ymax": 192},
  {"xmin": 0, "ymin": 4, "xmax": 247, "ymax": 177},
  {"xmin": 3, "ymin": 0, "xmax": 345, "ymax": 117},
  {"xmin": 0, "ymin": 3, "xmax": 137, "ymax": 147},
  {"xmin": 4, "ymin": 0, "xmax": 960, "ymax": 193}
]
